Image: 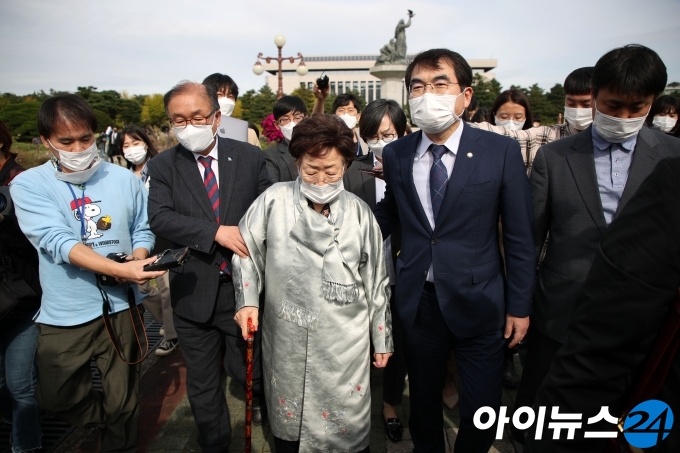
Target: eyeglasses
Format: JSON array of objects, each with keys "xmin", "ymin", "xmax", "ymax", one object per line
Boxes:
[
  {"xmin": 409, "ymin": 81, "xmax": 461, "ymax": 97},
  {"xmin": 169, "ymin": 110, "xmax": 217, "ymax": 130},
  {"xmin": 364, "ymin": 133, "xmax": 398, "ymax": 145},
  {"xmin": 278, "ymin": 114, "xmax": 305, "ymax": 127},
  {"xmin": 335, "ymin": 107, "xmax": 358, "ymax": 115}
]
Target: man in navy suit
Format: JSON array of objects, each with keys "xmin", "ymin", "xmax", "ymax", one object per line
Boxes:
[{"xmin": 374, "ymin": 48, "xmax": 536, "ymax": 452}]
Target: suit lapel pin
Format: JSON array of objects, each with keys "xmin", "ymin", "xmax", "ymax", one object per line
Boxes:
[
  {"xmin": 467, "ymin": 152, "xmax": 473, "ymax": 158},
  {"xmin": 228, "ymin": 157, "xmax": 232, "ymax": 161}
]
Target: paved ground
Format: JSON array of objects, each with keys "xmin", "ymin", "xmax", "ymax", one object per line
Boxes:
[{"xmin": 52, "ymin": 347, "xmax": 520, "ymax": 452}]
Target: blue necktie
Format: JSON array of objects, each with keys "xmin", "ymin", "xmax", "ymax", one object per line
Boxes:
[
  {"xmin": 198, "ymin": 156, "xmax": 229, "ymax": 274},
  {"xmin": 429, "ymin": 144, "xmax": 449, "ymax": 221}
]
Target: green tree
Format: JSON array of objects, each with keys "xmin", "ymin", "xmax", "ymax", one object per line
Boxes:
[
  {"xmin": 141, "ymin": 94, "xmax": 166, "ymax": 127},
  {"xmin": 546, "ymin": 84, "xmax": 565, "ymax": 108},
  {"xmin": 93, "ymin": 109, "xmax": 114, "ymax": 132},
  {"xmin": 471, "ymin": 74, "xmax": 502, "ymax": 108},
  {"xmin": 240, "ymin": 85, "xmax": 277, "ymax": 126},
  {"xmin": 0, "ymin": 92, "xmax": 25, "ymax": 112},
  {"xmin": 0, "ymin": 101, "xmax": 42, "ymax": 140},
  {"xmin": 324, "ymin": 94, "xmax": 337, "ymax": 114},
  {"xmin": 75, "ymin": 86, "xmax": 126, "ymax": 125},
  {"xmin": 117, "ymin": 98, "xmax": 142, "ymax": 126},
  {"xmin": 290, "ymin": 86, "xmax": 316, "ymax": 115}
]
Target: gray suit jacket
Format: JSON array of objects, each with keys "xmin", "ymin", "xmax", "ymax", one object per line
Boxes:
[
  {"xmin": 147, "ymin": 137, "xmax": 272, "ymax": 323},
  {"xmin": 530, "ymin": 125, "xmax": 680, "ymax": 343},
  {"xmin": 263, "ymin": 141, "xmax": 297, "ymax": 183}
]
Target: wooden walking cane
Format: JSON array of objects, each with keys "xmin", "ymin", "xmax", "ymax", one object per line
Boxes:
[{"xmin": 245, "ymin": 318, "xmax": 255, "ymax": 453}]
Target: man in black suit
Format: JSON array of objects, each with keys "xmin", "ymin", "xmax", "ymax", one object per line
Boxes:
[
  {"xmin": 263, "ymin": 95, "xmax": 307, "ymax": 182},
  {"xmin": 512, "ymin": 44, "xmax": 680, "ymax": 450},
  {"xmin": 525, "ymin": 156, "xmax": 680, "ymax": 453},
  {"xmin": 375, "ymin": 48, "xmax": 536, "ymax": 453},
  {"xmin": 147, "ymin": 81, "xmax": 272, "ymax": 453}
]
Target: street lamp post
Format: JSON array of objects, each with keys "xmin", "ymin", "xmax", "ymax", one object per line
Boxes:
[{"xmin": 253, "ymin": 34, "xmax": 308, "ymax": 99}]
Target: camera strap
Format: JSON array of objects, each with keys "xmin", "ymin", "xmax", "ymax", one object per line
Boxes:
[
  {"xmin": 97, "ymin": 280, "xmax": 149, "ymax": 365},
  {"xmin": 67, "ymin": 183, "xmax": 88, "ymax": 243}
]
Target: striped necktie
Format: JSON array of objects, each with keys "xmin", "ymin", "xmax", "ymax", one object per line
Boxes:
[
  {"xmin": 198, "ymin": 156, "xmax": 229, "ymax": 274},
  {"xmin": 429, "ymin": 144, "xmax": 449, "ymax": 222}
]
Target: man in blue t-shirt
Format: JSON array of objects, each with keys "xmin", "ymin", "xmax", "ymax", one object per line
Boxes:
[{"xmin": 11, "ymin": 94, "xmax": 165, "ymax": 453}]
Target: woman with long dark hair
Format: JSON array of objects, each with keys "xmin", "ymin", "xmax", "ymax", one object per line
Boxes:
[
  {"xmin": 119, "ymin": 126, "xmax": 158, "ymax": 185},
  {"xmin": 491, "ymin": 89, "xmax": 534, "ymax": 131},
  {"xmin": 645, "ymin": 95, "xmax": 678, "ymax": 134}
]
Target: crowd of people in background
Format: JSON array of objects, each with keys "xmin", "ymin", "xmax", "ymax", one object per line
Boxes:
[{"xmin": 1, "ymin": 42, "xmax": 679, "ymax": 453}]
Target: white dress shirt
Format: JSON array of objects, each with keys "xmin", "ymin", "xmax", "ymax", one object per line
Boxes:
[
  {"xmin": 192, "ymin": 139, "xmax": 220, "ymax": 187},
  {"xmin": 412, "ymin": 122, "xmax": 465, "ymax": 281}
]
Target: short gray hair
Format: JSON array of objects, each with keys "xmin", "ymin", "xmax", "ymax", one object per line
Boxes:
[{"xmin": 163, "ymin": 80, "xmax": 219, "ymax": 116}]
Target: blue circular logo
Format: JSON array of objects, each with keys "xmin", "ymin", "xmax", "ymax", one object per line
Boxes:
[{"xmin": 623, "ymin": 399, "xmax": 674, "ymax": 448}]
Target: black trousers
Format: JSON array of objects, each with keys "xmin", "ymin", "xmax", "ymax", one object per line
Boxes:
[
  {"xmin": 273, "ymin": 437, "xmax": 369, "ymax": 453},
  {"xmin": 383, "ymin": 288, "xmax": 408, "ymax": 407},
  {"xmin": 174, "ymin": 280, "xmax": 263, "ymax": 453},
  {"xmin": 403, "ymin": 284, "xmax": 504, "ymax": 453},
  {"xmin": 510, "ymin": 325, "xmax": 563, "ymax": 444}
]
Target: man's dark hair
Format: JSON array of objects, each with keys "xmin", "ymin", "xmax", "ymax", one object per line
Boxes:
[
  {"xmin": 38, "ymin": 94, "xmax": 97, "ymax": 138},
  {"xmin": 164, "ymin": 81, "xmax": 219, "ymax": 116},
  {"xmin": 332, "ymin": 93, "xmax": 361, "ymax": 114},
  {"xmin": 273, "ymin": 96, "xmax": 308, "ymax": 121},
  {"xmin": 490, "ymin": 89, "xmax": 534, "ymax": 130},
  {"xmin": 289, "ymin": 114, "xmax": 355, "ymax": 168},
  {"xmin": 592, "ymin": 44, "xmax": 667, "ymax": 98},
  {"xmin": 470, "ymin": 107, "xmax": 492, "ymax": 123},
  {"xmin": 202, "ymin": 73, "xmax": 239, "ymax": 100},
  {"xmin": 564, "ymin": 67, "xmax": 594, "ymax": 96},
  {"xmin": 405, "ymin": 48, "xmax": 473, "ymax": 90},
  {"xmin": 468, "ymin": 95, "xmax": 478, "ymax": 112},
  {"xmin": 645, "ymin": 95, "xmax": 679, "ymax": 128},
  {"xmin": 359, "ymin": 99, "xmax": 407, "ymax": 140}
]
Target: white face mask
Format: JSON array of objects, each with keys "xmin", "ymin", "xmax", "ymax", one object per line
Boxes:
[
  {"xmin": 54, "ymin": 158, "xmax": 103, "ymax": 184},
  {"xmin": 651, "ymin": 115, "xmax": 677, "ymax": 133},
  {"xmin": 409, "ymin": 92, "xmax": 465, "ymax": 134},
  {"xmin": 299, "ymin": 177, "xmax": 345, "ymax": 205},
  {"xmin": 339, "ymin": 113, "xmax": 358, "ymax": 129},
  {"xmin": 280, "ymin": 121, "xmax": 297, "ymax": 141},
  {"xmin": 564, "ymin": 107, "xmax": 593, "ymax": 130},
  {"xmin": 174, "ymin": 118, "xmax": 217, "ymax": 153},
  {"xmin": 494, "ymin": 117, "xmax": 525, "ymax": 131},
  {"xmin": 123, "ymin": 145, "xmax": 148, "ymax": 165},
  {"xmin": 369, "ymin": 140, "xmax": 388, "ymax": 159},
  {"xmin": 593, "ymin": 101, "xmax": 649, "ymax": 143},
  {"xmin": 48, "ymin": 139, "xmax": 99, "ymax": 172},
  {"xmin": 218, "ymin": 97, "xmax": 235, "ymax": 117}
]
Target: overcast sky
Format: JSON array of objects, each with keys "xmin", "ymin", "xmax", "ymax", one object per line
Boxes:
[{"xmin": 1, "ymin": 0, "xmax": 679, "ymax": 97}]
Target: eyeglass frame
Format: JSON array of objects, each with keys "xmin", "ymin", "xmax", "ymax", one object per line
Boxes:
[
  {"xmin": 363, "ymin": 133, "xmax": 398, "ymax": 146},
  {"xmin": 277, "ymin": 113, "xmax": 306, "ymax": 127},
  {"xmin": 408, "ymin": 80, "xmax": 463, "ymax": 97},
  {"xmin": 169, "ymin": 109, "xmax": 218, "ymax": 130}
]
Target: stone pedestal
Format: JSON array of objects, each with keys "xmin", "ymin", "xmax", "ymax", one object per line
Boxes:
[{"xmin": 370, "ymin": 64, "xmax": 408, "ymax": 105}]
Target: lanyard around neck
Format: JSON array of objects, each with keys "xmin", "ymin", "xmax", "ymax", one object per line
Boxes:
[{"xmin": 67, "ymin": 183, "xmax": 88, "ymax": 243}]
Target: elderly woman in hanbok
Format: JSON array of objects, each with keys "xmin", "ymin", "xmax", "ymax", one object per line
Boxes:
[{"xmin": 233, "ymin": 114, "xmax": 393, "ymax": 453}]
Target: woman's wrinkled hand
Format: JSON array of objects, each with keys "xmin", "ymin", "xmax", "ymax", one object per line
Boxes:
[
  {"xmin": 234, "ymin": 306, "xmax": 259, "ymax": 340},
  {"xmin": 373, "ymin": 352, "xmax": 392, "ymax": 368}
]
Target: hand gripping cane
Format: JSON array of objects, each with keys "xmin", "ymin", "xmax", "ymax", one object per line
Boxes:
[{"xmin": 245, "ymin": 318, "xmax": 255, "ymax": 453}]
